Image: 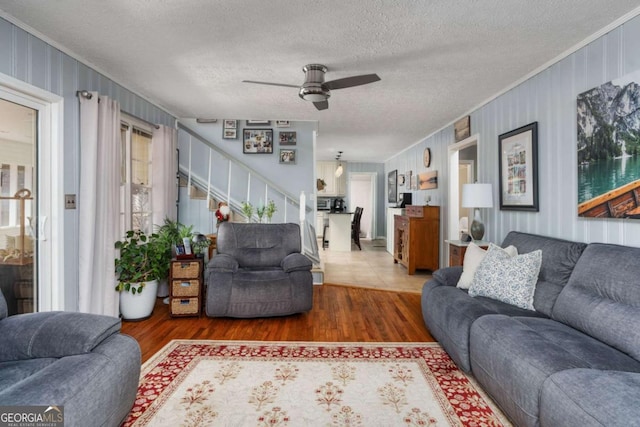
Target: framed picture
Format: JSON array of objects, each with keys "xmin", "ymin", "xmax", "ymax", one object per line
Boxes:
[
  {"xmin": 243, "ymin": 128, "xmax": 273, "ymax": 154},
  {"xmin": 246, "ymin": 120, "xmax": 270, "ymax": 126},
  {"xmin": 279, "ymin": 149, "xmax": 296, "ymax": 164},
  {"xmin": 454, "ymin": 116, "xmax": 471, "ymax": 142},
  {"xmin": 222, "ymin": 128, "xmax": 237, "ymax": 139},
  {"xmin": 279, "ymin": 131, "xmax": 297, "ymax": 145},
  {"xmin": 418, "ymin": 171, "xmax": 438, "ymax": 190},
  {"xmin": 498, "ymin": 122, "xmax": 539, "ymax": 211},
  {"xmin": 276, "ymin": 120, "xmax": 290, "ymax": 128},
  {"xmin": 577, "ymin": 70, "xmax": 640, "ymax": 219},
  {"xmin": 223, "ymin": 119, "xmax": 237, "ymax": 129},
  {"xmin": 388, "ymin": 170, "xmax": 398, "ymax": 203}
]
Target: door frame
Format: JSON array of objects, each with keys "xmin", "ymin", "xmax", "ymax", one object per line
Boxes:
[
  {"xmin": 447, "ymin": 134, "xmax": 479, "ymax": 241},
  {"xmin": 348, "ymin": 172, "xmax": 377, "ymax": 239},
  {"xmin": 0, "ymin": 72, "xmax": 65, "ymax": 311}
]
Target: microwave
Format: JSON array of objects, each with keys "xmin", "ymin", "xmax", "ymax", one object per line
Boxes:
[{"xmin": 317, "ymin": 198, "xmax": 332, "ymax": 210}]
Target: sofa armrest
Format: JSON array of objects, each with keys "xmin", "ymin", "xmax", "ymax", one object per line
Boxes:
[
  {"xmin": 207, "ymin": 253, "xmax": 239, "ymax": 273},
  {"xmin": 0, "ymin": 311, "xmax": 121, "ymax": 361},
  {"xmin": 281, "ymin": 253, "xmax": 312, "ymax": 273},
  {"xmin": 432, "ymin": 266, "xmax": 463, "ymax": 287}
]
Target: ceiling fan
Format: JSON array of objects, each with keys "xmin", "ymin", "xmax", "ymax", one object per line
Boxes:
[{"xmin": 242, "ymin": 64, "xmax": 380, "ymax": 111}]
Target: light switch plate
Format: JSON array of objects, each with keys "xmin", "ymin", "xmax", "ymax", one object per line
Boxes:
[{"xmin": 65, "ymin": 194, "xmax": 76, "ymax": 209}]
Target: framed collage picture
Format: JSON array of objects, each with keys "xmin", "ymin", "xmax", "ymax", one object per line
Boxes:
[
  {"xmin": 498, "ymin": 122, "xmax": 539, "ymax": 211},
  {"xmin": 243, "ymin": 129, "xmax": 273, "ymax": 154}
]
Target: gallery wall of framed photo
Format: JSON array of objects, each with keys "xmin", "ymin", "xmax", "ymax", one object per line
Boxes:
[{"xmin": 178, "ymin": 118, "xmax": 317, "ymax": 205}]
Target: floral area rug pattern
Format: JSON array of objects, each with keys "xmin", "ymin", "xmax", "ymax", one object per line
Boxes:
[{"xmin": 122, "ymin": 340, "xmax": 511, "ymax": 427}]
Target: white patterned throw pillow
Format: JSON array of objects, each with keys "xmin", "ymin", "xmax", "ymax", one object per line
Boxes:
[
  {"xmin": 468, "ymin": 244, "xmax": 542, "ymax": 310},
  {"xmin": 456, "ymin": 242, "xmax": 518, "ymax": 289}
]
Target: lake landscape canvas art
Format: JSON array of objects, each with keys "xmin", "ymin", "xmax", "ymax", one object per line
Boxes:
[{"xmin": 577, "ymin": 70, "xmax": 640, "ymax": 219}]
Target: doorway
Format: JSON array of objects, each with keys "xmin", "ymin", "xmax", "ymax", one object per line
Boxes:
[
  {"xmin": 448, "ymin": 136, "xmax": 479, "ymax": 241},
  {"xmin": 0, "ymin": 75, "xmax": 64, "ymax": 313},
  {"xmin": 348, "ymin": 173, "xmax": 376, "ymax": 239}
]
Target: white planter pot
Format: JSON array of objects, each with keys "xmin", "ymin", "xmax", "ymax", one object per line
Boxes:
[
  {"xmin": 156, "ymin": 278, "xmax": 169, "ymax": 298},
  {"xmin": 119, "ymin": 279, "xmax": 158, "ymax": 321}
]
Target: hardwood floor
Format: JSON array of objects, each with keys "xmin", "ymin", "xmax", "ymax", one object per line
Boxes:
[{"xmin": 121, "ymin": 284, "xmax": 434, "ymax": 362}]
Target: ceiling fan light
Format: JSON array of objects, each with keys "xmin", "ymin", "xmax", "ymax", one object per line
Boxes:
[
  {"xmin": 335, "ymin": 163, "xmax": 343, "ymax": 178},
  {"xmin": 303, "ymin": 93, "xmax": 328, "ymax": 102}
]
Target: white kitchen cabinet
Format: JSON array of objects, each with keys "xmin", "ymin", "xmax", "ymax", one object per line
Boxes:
[
  {"xmin": 317, "ymin": 161, "xmax": 346, "ymax": 197},
  {"xmin": 316, "ymin": 212, "xmax": 328, "ymax": 237}
]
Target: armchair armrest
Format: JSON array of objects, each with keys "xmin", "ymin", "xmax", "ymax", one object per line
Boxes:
[
  {"xmin": 281, "ymin": 253, "xmax": 312, "ymax": 273},
  {"xmin": 207, "ymin": 254, "xmax": 239, "ymax": 273},
  {"xmin": 0, "ymin": 311, "xmax": 121, "ymax": 361},
  {"xmin": 432, "ymin": 266, "xmax": 464, "ymax": 287}
]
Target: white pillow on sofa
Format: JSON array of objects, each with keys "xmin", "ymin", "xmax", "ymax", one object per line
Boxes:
[
  {"xmin": 468, "ymin": 244, "xmax": 542, "ymax": 311},
  {"xmin": 456, "ymin": 242, "xmax": 518, "ymax": 289}
]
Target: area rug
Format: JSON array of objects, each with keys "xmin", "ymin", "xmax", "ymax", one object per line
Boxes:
[{"xmin": 122, "ymin": 340, "xmax": 511, "ymax": 426}]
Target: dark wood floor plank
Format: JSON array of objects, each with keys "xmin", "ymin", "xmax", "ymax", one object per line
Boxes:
[{"xmin": 121, "ymin": 284, "xmax": 434, "ymax": 362}]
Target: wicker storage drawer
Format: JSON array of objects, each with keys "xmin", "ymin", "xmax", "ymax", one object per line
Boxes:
[
  {"xmin": 171, "ymin": 279, "xmax": 200, "ymax": 297},
  {"xmin": 171, "ymin": 297, "xmax": 200, "ymax": 316},
  {"xmin": 171, "ymin": 261, "xmax": 201, "ymax": 279}
]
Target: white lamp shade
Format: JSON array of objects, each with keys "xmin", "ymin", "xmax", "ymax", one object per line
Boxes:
[
  {"xmin": 335, "ymin": 164, "xmax": 343, "ymax": 178},
  {"xmin": 461, "ymin": 183, "xmax": 493, "ymax": 208}
]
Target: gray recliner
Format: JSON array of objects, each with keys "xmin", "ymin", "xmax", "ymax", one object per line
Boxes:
[
  {"xmin": 0, "ymin": 289, "xmax": 141, "ymax": 427},
  {"xmin": 205, "ymin": 222, "xmax": 313, "ymax": 318}
]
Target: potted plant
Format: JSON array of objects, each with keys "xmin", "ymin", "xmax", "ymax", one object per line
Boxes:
[
  {"xmin": 241, "ymin": 201, "xmax": 254, "ymax": 222},
  {"xmin": 115, "ymin": 229, "xmax": 165, "ymax": 320},
  {"xmin": 265, "ymin": 200, "xmax": 277, "ymax": 223}
]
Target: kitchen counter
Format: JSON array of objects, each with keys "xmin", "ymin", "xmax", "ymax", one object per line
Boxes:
[{"xmin": 328, "ymin": 212, "xmax": 353, "ymax": 251}]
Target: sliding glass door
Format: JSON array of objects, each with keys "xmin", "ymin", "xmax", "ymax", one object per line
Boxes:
[{"xmin": 0, "ymin": 97, "xmax": 38, "ymax": 314}]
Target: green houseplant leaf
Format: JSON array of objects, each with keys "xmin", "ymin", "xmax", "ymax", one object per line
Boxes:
[{"xmin": 114, "ymin": 229, "xmax": 165, "ymax": 293}]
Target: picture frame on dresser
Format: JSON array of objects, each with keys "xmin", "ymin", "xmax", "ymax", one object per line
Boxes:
[{"xmin": 498, "ymin": 122, "xmax": 539, "ymax": 211}]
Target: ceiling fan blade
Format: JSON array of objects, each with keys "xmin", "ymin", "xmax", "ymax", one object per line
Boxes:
[
  {"xmin": 324, "ymin": 74, "xmax": 381, "ymax": 90},
  {"xmin": 242, "ymin": 80, "xmax": 299, "ymax": 88},
  {"xmin": 313, "ymin": 100, "xmax": 329, "ymax": 111}
]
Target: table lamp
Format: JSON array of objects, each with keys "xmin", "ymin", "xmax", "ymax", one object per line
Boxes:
[{"xmin": 461, "ymin": 183, "xmax": 493, "ymax": 241}]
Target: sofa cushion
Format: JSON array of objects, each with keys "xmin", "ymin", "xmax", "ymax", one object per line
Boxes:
[
  {"xmin": 0, "ymin": 358, "xmax": 57, "ymax": 393},
  {"xmin": 0, "ymin": 289, "xmax": 7, "ymax": 320},
  {"xmin": 457, "ymin": 243, "xmax": 517, "ymax": 289},
  {"xmin": 501, "ymin": 231, "xmax": 587, "ymax": 316},
  {"xmin": 217, "ymin": 222, "xmax": 302, "ymax": 268},
  {"xmin": 540, "ymin": 369, "xmax": 640, "ymax": 427},
  {"xmin": 469, "ymin": 245, "xmax": 542, "ymax": 310},
  {"xmin": 552, "ymin": 243, "xmax": 640, "ymax": 361},
  {"xmin": 421, "ymin": 281, "xmax": 546, "ymax": 372},
  {"xmin": 0, "ymin": 312, "xmax": 121, "ymax": 361},
  {"xmin": 469, "ymin": 315, "xmax": 640, "ymax": 427}
]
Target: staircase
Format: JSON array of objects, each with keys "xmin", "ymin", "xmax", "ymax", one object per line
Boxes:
[{"xmin": 176, "ymin": 123, "xmax": 323, "ymax": 283}]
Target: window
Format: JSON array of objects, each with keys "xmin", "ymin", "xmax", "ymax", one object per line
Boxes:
[{"xmin": 120, "ymin": 115, "xmax": 153, "ymax": 235}]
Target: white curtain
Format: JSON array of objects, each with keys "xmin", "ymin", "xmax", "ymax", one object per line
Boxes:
[
  {"xmin": 78, "ymin": 93, "xmax": 121, "ymax": 317},
  {"xmin": 152, "ymin": 125, "xmax": 178, "ymax": 226}
]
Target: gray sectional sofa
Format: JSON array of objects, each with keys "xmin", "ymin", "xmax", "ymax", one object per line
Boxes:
[
  {"xmin": 0, "ymin": 289, "xmax": 141, "ymax": 427},
  {"xmin": 422, "ymin": 231, "xmax": 640, "ymax": 427}
]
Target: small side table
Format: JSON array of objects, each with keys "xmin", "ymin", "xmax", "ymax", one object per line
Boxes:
[
  {"xmin": 169, "ymin": 258, "xmax": 203, "ymax": 317},
  {"xmin": 446, "ymin": 240, "xmax": 490, "ymax": 267}
]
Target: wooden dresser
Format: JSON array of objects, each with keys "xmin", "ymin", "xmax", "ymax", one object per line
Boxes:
[
  {"xmin": 393, "ymin": 205, "xmax": 439, "ymax": 274},
  {"xmin": 169, "ymin": 258, "xmax": 203, "ymax": 317}
]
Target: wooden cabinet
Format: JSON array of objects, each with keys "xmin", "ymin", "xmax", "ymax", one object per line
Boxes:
[
  {"xmin": 317, "ymin": 161, "xmax": 346, "ymax": 196},
  {"xmin": 393, "ymin": 206, "xmax": 439, "ymax": 275},
  {"xmin": 169, "ymin": 258, "xmax": 203, "ymax": 317},
  {"xmin": 446, "ymin": 240, "xmax": 490, "ymax": 267}
]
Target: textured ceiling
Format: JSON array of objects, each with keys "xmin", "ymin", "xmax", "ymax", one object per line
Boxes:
[{"xmin": 1, "ymin": 1, "xmax": 640, "ymax": 162}]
